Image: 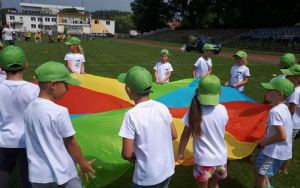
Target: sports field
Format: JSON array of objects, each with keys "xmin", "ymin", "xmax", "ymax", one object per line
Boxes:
[{"xmin": 7, "ymin": 37, "xmax": 300, "ymax": 188}]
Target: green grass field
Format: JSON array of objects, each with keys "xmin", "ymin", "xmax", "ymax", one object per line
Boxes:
[{"xmin": 7, "ymin": 37, "xmax": 300, "ymax": 188}]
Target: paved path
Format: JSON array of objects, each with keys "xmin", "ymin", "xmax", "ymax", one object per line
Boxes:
[{"xmin": 115, "ymin": 39, "xmax": 281, "ymax": 64}]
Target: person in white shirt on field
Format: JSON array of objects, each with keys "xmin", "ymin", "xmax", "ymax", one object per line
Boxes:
[
  {"xmin": 254, "ymin": 77, "xmax": 294, "ymax": 188},
  {"xmin": 24, "ymin": 61, "xmax": 96, "ymax": 187},
  {"xmin": 154, "ymin": 49, "xmax": 173, "ymax": 85},
  {"xmin": 177, "ymin": 74, "xmax": 229, "ymax": 188},
  {"xmin": 118, "ymin": 66, "xmax": 177, "ymax": 187},
  {"xmin": 224, "ymin": 51, "xmax": 250, "ymax": 93},
  {"xmin": 192, "ymin": 44, "xmax": 215, "ymax": 78},
  {"xmin": 0, "ymin": 46, "xmax": 39, "ymax": 188},
  {"xmin": 64, "ymin": 37, "xmax": 86, "ymax": 74}
]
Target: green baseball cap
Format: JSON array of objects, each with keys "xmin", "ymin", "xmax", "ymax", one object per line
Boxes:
[
  {"xmin": 279, "ymin": 53, "xmax": 295, "ymax": 69},
  {"xmin": 161, "ymin": 49, "xmax": 169, "ymax": 56},
  {"xmin": 261, "ymin": 77, "xmax": 295, "ymax": 97},
  {"xmin": 280, "ymin": 64, "xmax": 300, "ymax": 76},
  {"xmin": 198, "ymin": 74, "xmax": 221, "ymax": 106},
  {"xmin": 118, "ymin": 66, "xmax": 152, "ymax": 94},
  {"xmin": 35, "ymin": 61, "xmax": 81, "ymax": 85},
  {"xmin": 233, "ymin": 51, "xmax": 247, "ymax": 58},
  {"xmin": 65, "ymin": 37, "xmax": 81, "ymax": 45},
  {"xmin": 202, "ymin": 44, "xmax": 215, "ymax": 51},
  {"xmin": 0, "ymin": 46, "xmax": 27, "ymax": 71}
]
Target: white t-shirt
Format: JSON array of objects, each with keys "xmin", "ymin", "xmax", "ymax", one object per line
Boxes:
[
  {"xmin": 154, "ymin": 62, "xmax": 173, "ymax": 83},
  {"xmin": 194, "ymin": 57, "xmax": 212, "ymax": 78},
  {"xmin": 3, "ymin": 28, "xmax": 14, "ymax": 40},
  {"xmin": 0, "ymin": 69, "xmax": 6, "ymax": 81},
  {"xmin": 64, "ymin": 52, "xmax": 85, "ymax": 74},
  {"xmin": 118, "ymin": 100, "xmax": 175, "ymax": 186},
  {"xmin": 0, "ymin": 80, "xmax": 39, "ymax": 148},
  {"xmin": 24, "ymin": 98, "xmax": 78, "ymax": 185},
  {"xmin": 287, "ymin": 87, "xmax": 300, "ymax": 129},
  {"xmin": 181, "ymin": 104, "xmax": 228, "ymax": 166},
  {"xmin": 229, "ymin": 65, "xmax": 250, "ymax": 92},
  {"xmin": 262, "ymin": 104, "xmax": 293, "ymax": 160},
  {"xmin": 270, "ymin": 74, "xmax": 285, "ymax": 82}
]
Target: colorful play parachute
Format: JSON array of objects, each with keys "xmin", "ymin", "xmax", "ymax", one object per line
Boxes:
[{"xmin": 49, "ymin": 74, "xmax": 270, "ymax": 187}]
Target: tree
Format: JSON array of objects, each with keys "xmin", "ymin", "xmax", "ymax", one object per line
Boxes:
[
  {"xmin": 115, "ymin": 13, "xmax": 135, "ymax": 33},
  {"xmin": 131, "ymin": 0, "xmax": 172, "ymax": 33},
  {"xmin": 60, "ymin": 8, "xmax": 79, "ymax": 13},
  {"xmin": 0, "ymin": 8, "xmax": 17, "ymax": 24}
]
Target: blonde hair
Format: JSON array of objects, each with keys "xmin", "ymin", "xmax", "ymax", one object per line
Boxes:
[
  {"xmin": 76, "ymin": 45, "xmax": 84, "ymax": 55},
  {"xmin": 241, "ymin": 58, "xmax": 247, "ymax": 65}
]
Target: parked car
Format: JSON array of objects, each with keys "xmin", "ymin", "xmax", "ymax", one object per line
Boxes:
[{"xmin": 185, "ymin": 34, "xmax": 222, "ymax": 54}]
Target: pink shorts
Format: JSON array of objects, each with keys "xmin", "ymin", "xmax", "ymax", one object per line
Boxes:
[{"xmin": 193, "ymin": 163, "xmax": 227, "ymax": 182}]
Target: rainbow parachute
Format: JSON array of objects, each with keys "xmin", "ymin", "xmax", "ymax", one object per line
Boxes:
[{"xmin": 51, "ymin": 74, "xmax": 270, "ymax": 187}]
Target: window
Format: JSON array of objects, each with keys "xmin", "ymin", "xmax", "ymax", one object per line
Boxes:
[
  {"xmin": 11, "ymin": 23, "xmax": 15, "ymax": 29},
  {"xmin": 62, "ymin": 19, "xmax": 67, "ymax": 23},
  {"xmin": 10, "ymin": 16, "xmax": 15, "ymax": 20},
  {"xmin": 31, "ymin": 24, "xmax": 36, "ymax": 28},
  {"xmin": 95, "ymin": 20, "xmax": 99, "ymax": 24},
  {"xmin": 45, "ymin": 18, "xmax": 50, "ymax": 22},
  {"xmin": 31, "ymin": 17, "xmax": 36, "ymax": 21},
  {"xmin": 106, "ymin": 21, "xmax": 110, "ymax": 25},
  {"xmin": 52, "ymin": 18, "xmax": 56, "ymax": 22},
  {"xmin": 75, "ymin": 20, "xmax": 78, "ymax": 24},
  {"xmin": 38, "ymin": 25, "xmax": 43, "ymax": 29},
  {"xmin": 38, "ymin": 18, "xmax": 42, "ymax": 21}
]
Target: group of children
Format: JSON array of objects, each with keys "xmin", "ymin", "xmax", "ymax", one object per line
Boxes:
[
  {"xmin": 118, "ymin": 44, "xmax": 300, "ymax": 188},
  {"xmin": 0, "ymin": 37, "xmax": 299, "ymax": 188}
]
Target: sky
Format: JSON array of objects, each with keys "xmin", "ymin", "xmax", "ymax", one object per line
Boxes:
[{"xmin": 1, "ymin": 0, "xmax": 133, "ymax": 12}]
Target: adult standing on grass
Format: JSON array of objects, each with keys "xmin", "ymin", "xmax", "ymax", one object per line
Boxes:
[
  {"xmin": 64, "ymin": 37, "xmax": 86, "ymax": 74},
  {"xmin": 192, "ymin": 44, "xmax": 215, "ymax": 78},
  {"xmin": 177, "ymin": 74, "xmax": 229, "ymax": 188},
  {"xmin": 2, "ymin": 23, "xmax": 14, "ymax": 47}
]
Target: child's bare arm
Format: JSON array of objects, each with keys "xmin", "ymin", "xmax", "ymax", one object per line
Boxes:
[
  {"xmin": 121, "ymin": 138, "xmax": 135, "ymax": 163},
  {"xmin": 224, "ymin": 77, "xmax": 231, "ymax": 86},
  {"xmin": 170, "ymin": 121, "xmax": 177, "ymax": 140},
  {"xmin": 192, "ymin": 66, "xmax": 197, "ymax": 78},
  {"xmin": 258, "ymin": 125, "xmax": 287, "ymax": 147},
  {"xmin": 161, "ymin": 72, "xmax": 171, "ymax": 85},
  {"xmin": 64, "ymin": 136, "xmax": 97, "ymax": 181},
  {"xmin": 207, "ymin": 67, "xmax": 212, "ymax": 75},
  {"xmin": 154, "ymin": 70, "xmax": 159, "ymax": 84},
  {"xmin": 232, "ymin": 76, "xmax": 249, "ymax": 88},
  {"xmin": 81, "ymin": 63, "xmax": 85, "ymax": 74},
  {"xmin": 66, "ymin": 60, "xmax": 75, "ymax": 73},
  {"xmin": 288, "ymin": 103, "xmax": 297, "ymax": 115},
  {"xmin": 177, "ymin": 126, "xmax": 191, "ymax": 163}
]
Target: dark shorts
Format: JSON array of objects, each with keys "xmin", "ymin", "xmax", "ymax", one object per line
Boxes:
[
  {"xmin": 132, "ymin": 176, "xmax": 172, "ymax": 188},
  {"xmin": 0, "ymin": 147, "xmax": 31, "ymax": 187}
]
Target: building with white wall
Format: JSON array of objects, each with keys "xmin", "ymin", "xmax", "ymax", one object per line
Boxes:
[
  {"xmin": 20, "ymin": 2, "xmax": 85, "ymax": 15},
  {"xmin": 5, "ymin": 2, "xmax": 115, "ymax": 35}
]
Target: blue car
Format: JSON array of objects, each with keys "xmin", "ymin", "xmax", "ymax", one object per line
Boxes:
[{"xmin": 185, "ymin": 34, "xmax": 222, "ymax": 54}]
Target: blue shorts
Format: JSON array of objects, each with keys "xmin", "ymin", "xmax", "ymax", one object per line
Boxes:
[{"xmin": 255, "ymin": 150, "xmax": 284, "ymax": 177}]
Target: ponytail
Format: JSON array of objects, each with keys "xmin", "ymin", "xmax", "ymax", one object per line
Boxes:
[
  {"xmin": 77, "ymin": 44, "xmax": 84, "ymax": 55},
  {"xmin": 188, "ymin": 89, "xmax": 203, "ymax": 138}
]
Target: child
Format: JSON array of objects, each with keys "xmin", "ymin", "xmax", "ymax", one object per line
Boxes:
[
  {"xmin": 192, "ymin": 44, "xmax": 215, "ymax": 78},
  {"xmin": 118, "ymin": 66, "xmax": 177, "ymax": 187},
  {"xmin": 24, "ymin": 61, "xmax": 97, "ymax": 187},
  {"xmin": 224, "ymin": 51, "xmax": 250, "ymax": 92},
  {"xmin": 64, "ymin": 37, "xmax": 86, "ymax": 74},
  {"xmin": 154, "ymin": 49, "xmax": 173, "ymax": 85},
  {"xmin": 270, "ymin": 53, "xmax": 295, "ymax": 82},
  {"xmin": 0, "ymin": 46, "xmax": 40, "ymax": 188},
  {"xmin": 277, "ymin": 64, "xmax": 300, "ymax": 173},
  {"xmin": 177, "ymin": 74, "xmax": 229, "ymax": 188},
  {"xmin": 254, "ymin": 77, "xmax": 294, "ymax": 188}
]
